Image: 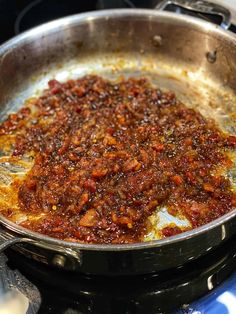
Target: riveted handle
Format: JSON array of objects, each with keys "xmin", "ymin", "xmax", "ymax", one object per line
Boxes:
[
  {"xmin": 155, "ymin": 0, "xmax": 231, "ymax": 30},
  {"xmin": 0, "ymin": 225, "xmax": 82, "ymax": 269}
]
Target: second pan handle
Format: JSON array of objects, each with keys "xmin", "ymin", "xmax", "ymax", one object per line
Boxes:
[{"xmin": 155, "ymin": 0, "xmax": 231, "ymax": 30}]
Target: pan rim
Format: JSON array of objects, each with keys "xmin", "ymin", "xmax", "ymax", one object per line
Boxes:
[
  {"xmin": 0, "ymin": 8, "xmax": 236, "ymax": 251},
  {"xmin": 1, "ymin": 207, "xmax": 236, "ymax": 251},
  {"xmin": 0, "ymin": 8, "xmax": 236, "ymax": 53}
]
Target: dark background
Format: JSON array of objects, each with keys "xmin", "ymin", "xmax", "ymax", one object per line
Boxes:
[
  {"xmin": 0, "ymin": 0, "xmax": 159, "ymax": 43},
  {"xmin": 0, "ymin": 0, "xmax": 232, "ymax": 44}
]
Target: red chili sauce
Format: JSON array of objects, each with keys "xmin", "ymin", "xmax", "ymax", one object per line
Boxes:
[{"xmin": 0, "ymin": 75, "xmax": 236, "ymax": 243}]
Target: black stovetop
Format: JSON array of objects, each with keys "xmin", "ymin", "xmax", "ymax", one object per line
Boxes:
[
  {"xmin": 0, "ymin": 0, "xmax": 157, "ymax": 44},
  {"xmin": 1, "ymin": 232, "xmax": 236, "ymax": 313}
]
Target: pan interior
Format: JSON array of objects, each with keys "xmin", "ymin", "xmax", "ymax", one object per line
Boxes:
[{"xmin": 0, "ymin": 52, "xmax": 235, "ymax": 241}]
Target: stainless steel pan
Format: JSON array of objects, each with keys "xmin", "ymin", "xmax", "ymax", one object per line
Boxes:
[{"xmin": 0, "ymin": 0, "xmax": 236, "ymax": 275}]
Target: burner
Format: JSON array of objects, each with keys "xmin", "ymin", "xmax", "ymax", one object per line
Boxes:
[
  {"xmin": 13, "ymin": 0, "xmax": 160, "ymax": 35},
  {"xmin": 2, "ymin": 233, "xmax": 236, "ymax": 313},
  {"xmin": 14, "ymin": 0, "xmax": 97, "ymax": 35}
]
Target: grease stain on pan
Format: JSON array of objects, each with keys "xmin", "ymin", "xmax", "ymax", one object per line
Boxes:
[
  {"xmin": 3, "ymin": 52, "xmax": 236, "ymax": 120},
  {"xmin": 29, "ymin": 53, "xmax": 236, "ymax": 137}
]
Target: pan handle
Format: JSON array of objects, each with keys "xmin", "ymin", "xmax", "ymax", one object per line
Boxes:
[
  {"xmin": 0, "ymin": 234, "xmax": 25, "ymax": 251},
  {"xmin": 0, "ymin": 226, "xmax": 82, "ymax": 267},
  {"xmin": 155, "ymin": 0, "xmax": 231, "ymax": 30},
  {"xmin": 0, "ymin": 226, "xmax": 29, "ymax": 251}
]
